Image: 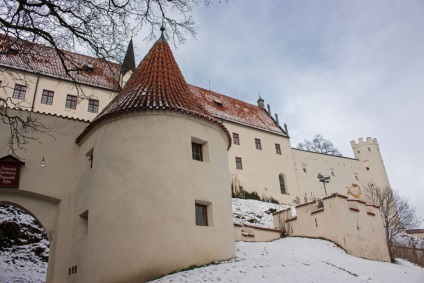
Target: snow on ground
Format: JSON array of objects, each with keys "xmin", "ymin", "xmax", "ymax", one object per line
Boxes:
[
  {"xmin": 232, "ymin": 198, "xmax": 291, "ymax": 228},
  {"xmin": 150, "ymin": 237, "xmax": 424, "ymax": 283}
]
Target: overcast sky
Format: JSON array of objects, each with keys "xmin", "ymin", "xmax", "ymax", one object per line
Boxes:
[{"xmin": 134, "ymin": 0, "xmax": 424, "ymax": 226}]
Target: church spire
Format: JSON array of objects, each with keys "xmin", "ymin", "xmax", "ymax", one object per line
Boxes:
[{"xmin": 120, "ymin": 37, "xmax": 136, "ymax": 78}]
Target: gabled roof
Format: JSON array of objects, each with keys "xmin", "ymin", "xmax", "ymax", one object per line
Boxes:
[
  {"xmin": 189, "ymin": 85, "xmax": 287, "ymax": 136},
  {"xmin": 76, "ymin": 36, "xmax": 231, "ymax": 146},
  {"xmin": 0, "ymin": 34, "xmax": 121, "ymax": 91}
]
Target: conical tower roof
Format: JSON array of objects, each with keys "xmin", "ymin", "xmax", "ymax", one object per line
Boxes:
[{"xmin": 76, "ymin": 36, "xmax": 230, "ymax": 147}]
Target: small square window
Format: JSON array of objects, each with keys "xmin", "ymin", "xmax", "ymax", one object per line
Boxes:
[
  {"xmin": 235, "ymin": 157, "xmax": 243, "ymax": 170},
  {"xmin": 65, "ymin": 95, "xmax": 77, "ymax": 109},
  {"xmin": 88, "ymin": 99, "xmax": 99, "ymax": 113},
  {"xmin": 195, "ymin": 203, "xmax": 208, "ymax": 226},
  {"xmin": 233, "ymin": 133, "xmax": 240, "ymax": 145},
  {"xmin": 366, "ymin": 167, "xmax": 370, "ymax": 171},
  {"xmin": 192, "ymin": 142, "xmax": 203, "ymax": 162},
  {"xmin": 255, "ymin": 138, "xmax": 262, "ymax": 150},
  {"xmin": 303, "ymin": 168, "xmax": 307, "ymax": 173},
  {"xmin": 13, "ymin": 84, "xmax": 27, "ymax": 100},
  {"xmin": 275, "ymin": 143, "xmax": 281, "ymax": 155},
  {"xmin": 41, "ymin": 90, "xmax": 54, "ymax": 105}
]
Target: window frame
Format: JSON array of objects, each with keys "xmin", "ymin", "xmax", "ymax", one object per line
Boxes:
[
  {"xmin": 195, "ymin": 203, "xmax": 208, "ymax": 226},
  {"xmin": 279, "ymin": 174, "xmax": 287, "ymax": 194},
  {"xmin": 40, "ymin": 89, "xmax": 54, "ymax": 105},
  {"xmin": 12, "ymin": 84, "xmax": 27, "ymax": 100},
  {"xmin": 192, "ymin": 142, "xmax": 203, "ymax": 162},
  {"xmin": 255, "ymin": 138, "xmax": 262, "ymax": 150},
  {"xmin": 65, "ymin": 94, "xmax": 78, "ymax": 109},
  {"xmin": 235, "ymin": 157, "xmax": 243, "ymax": 170},
  {"xmin": 233, "ymin": 133, "xmax": 240, "ymax": 145},
  {"xmin": 88, "ymin": 99, "xmax": 99, "ymax": 113},
  {"xmin": 275, "ymin": 143, "xmax": 281, "ymax": 155}
]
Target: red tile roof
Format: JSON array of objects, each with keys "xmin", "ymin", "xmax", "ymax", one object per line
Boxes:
[
  {"xmin": 0, "ymin": 34, "xmax": 121, "ymax": 91},
  {"xmin": 189, "ymin": 85, "xmax": 286, "ymax": 136},
  {"xmin": 76, "ymin": 36, "xmax": 231, "ymax": 147}
]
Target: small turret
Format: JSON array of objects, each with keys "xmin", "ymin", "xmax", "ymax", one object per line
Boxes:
[
  {"xmin": 257, "ymin": 95, "xmax": 265, "ymax": 109},
  {"xmin": 351, "ymin": 137, "xmax": 390, "ymax": 188}
]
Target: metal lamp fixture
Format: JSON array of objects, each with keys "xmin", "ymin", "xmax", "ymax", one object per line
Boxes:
[{"xmin": 317, "ymin": 173, "xmax": 330, "ymax": 196}]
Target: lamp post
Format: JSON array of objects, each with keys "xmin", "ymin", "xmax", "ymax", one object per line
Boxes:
[{"xmin": 317, "ymin": 173, "xmax": 330, "ymax": 196}]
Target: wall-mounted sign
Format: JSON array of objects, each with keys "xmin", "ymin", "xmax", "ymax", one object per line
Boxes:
[{"xmin": 0, "ymin": 155, "xmax": 25, "ymax": 188}]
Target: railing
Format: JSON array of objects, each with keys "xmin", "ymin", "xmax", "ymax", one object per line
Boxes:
[{"xmin": 389, "ymin": 245, "xmax": 424, "ymax": 267}]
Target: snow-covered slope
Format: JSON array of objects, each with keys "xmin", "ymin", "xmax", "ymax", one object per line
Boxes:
[
  {"xmin": 0, "ymin": 205, "xmax": 49, "ymax": 283},
  {"xmin": 232, "ymin": 198, "xmax": 290, "ymax": 228},
  {"xmin": 150, "ymin": 237, "xmax": 424, "ymax": 283}
]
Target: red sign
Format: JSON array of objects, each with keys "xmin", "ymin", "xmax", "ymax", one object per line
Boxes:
[{"xmin": 0, "ymin": 163, "xmax": 21, "ymax": 188}]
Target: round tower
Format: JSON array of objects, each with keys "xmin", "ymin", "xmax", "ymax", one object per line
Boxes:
[
  {"xmin": 350, "ymin": 137, "xmax": 390, "ymax": 188},
  {"xmin": 73, "ymin": 33, "xmax": 235, "ymax": 283}
]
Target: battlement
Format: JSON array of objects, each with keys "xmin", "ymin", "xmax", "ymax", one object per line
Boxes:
[{"xmin": 350, "ymin": 137, "xmax": 379, "ymax": 147}]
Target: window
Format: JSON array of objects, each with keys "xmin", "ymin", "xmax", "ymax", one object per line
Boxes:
[
  {"xmin": 88, "ymin": 99, "xmax": 99, "ymax": 113},
  {"xmin": 41, "ymin": 90, "xmax": 54, "ymax": 105},
  {"xmin": 233, "ymin": 133, "xmax": 240, "ymax": 145},
  {"xmin": 12, "ymin": 84, "xmax": 27, "ymax": 100},
  {"xmin": 65, "ymin": 95, "xmax": 77, "ymax": 109},
  {"xmin": 303, "ymin": 167, "xmax": 307, "ymax": 173},
  {"xmin": 192, "ymin": 142, "xmax": 203, "ymax": 161},
  {"xmin": 368, "ymin": 147, "xmax": 371, "ymax": 151},
  {"xmin": 235, "ymin": 157, "xmax": 243, "ymax": 170},
  {"xmin": 275, "ymin": 143, "xmax": 281, "ymax": 155},
  {"xmin": 195, "ymin": 203, "xmax": 208, "ymax": 226},
  {"xmin": 255, "ymin": 138, "xmax": 262, "ymax": 150},
  {"xmin": 279, "ymin": 174, "xmax": 287, "ymax": 194}
]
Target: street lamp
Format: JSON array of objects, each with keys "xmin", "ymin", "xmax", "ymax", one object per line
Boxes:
[{"xmin": 317, "ymin": 173, "xmax": 330, "ymax": 196}]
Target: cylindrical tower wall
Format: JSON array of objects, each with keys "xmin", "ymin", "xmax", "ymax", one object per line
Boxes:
[
  {"xmin": 73, "ymin": 112, "xmax": 235, "ymax": 283},
  {"xmin": 350, "ymin": 137, "xmax": 390, "ymax": 188}
]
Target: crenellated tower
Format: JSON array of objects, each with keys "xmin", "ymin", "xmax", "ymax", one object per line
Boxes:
[{"xmin": 350, "ymin": 137, "xmax": 390, "ymax": 189}]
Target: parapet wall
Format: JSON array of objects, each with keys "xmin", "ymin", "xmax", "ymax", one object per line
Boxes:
[
  {"xmin": 234, "ymin": 223, "xmax": 282, "ymax": 242},
  {"xmin": 273, "ymin": 193, "xmax": 391, "ymax": 262}
]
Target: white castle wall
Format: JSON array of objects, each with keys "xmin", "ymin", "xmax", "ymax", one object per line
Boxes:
[
  {"xmin": 273, "ymin": 193, "xmax": 391, "ymax": 262},
  {"xmin": 224, "ymin": 121, "xmax": 300, "ymax": 204},
  {"xmin": 0, "ymin": 67, "xmax": 116, "ymax": 121}
]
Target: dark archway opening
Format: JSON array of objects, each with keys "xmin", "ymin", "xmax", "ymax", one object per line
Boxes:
[{"xmin": 0, "ymin": 204, "xmax": 49, "ymax": 283}]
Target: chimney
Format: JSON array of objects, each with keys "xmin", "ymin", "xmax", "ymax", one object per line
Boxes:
[
  {"xmin": 267, "ymin": 104, "xmax": 271, "ymax": 115},
  {"xmin": 257, "ymin": 95, "xmax": 265, "ymax": 109},
  {"xmin": 275, "ymin": 113, "xmax": 279, "ymax": 125}
]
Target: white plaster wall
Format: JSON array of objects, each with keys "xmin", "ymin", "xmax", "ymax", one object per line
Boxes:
[
  {"xmin": 0, "ymin": 68, "xmax": 117, "ymax": 121},
  {"xmin": 73, "ymin": 112, "xmax": 235, "ymax": 283},
  {"xmin": 351, "ymin": 138, "xmax": 391, "ymax": 188},
  {"xmin": 0, "ymin": 110, "xmax": 89, "ymax": 283},
  {"xmin": 277, "ymin": 195, "xmax": 391, "ymax": 262},
  {"xmin": 224, "ymin": 121, "xmax": 300, "ymax": 204},
  {"xmin": 292, "ymin": 149, "xmax": 361, "ymax": 200},
  {"xmin": 234, "ymin": 224, "xmax": 282, "ymax": 242}
]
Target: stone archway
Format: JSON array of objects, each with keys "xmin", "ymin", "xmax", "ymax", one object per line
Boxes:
[
  {"xmin": 0, "ymin": 189, "xmax": 62, "ymax": 283},
  {"xmin": 0, "ymin": 203, "xmax": 50, "ymax": 282}
]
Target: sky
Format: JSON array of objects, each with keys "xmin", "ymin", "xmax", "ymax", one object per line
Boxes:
[{"xmin": 134, "ymin": 0, "xmax": 424, "ymax": 226}]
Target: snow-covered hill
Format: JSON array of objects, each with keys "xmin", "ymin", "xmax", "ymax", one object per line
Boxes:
[
  {"xmin": 1, "ymin": 199, "xmax": 423, "ymax": 283},
  {"xmin": 0, "ymin": 205, "xmax": 49, "ymax": 283},
  {"xmin": 150, "ymin": 237, "xmax": 424, "ymax": 283}
]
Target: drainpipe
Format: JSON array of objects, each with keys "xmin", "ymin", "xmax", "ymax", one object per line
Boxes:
[{"xmin": 31, "ymin": 76, "xmax": 40, "ymax": 111}]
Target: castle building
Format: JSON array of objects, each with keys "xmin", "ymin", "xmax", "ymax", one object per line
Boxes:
[{"xmin": 0, "ymin": 33, "xmax": 391, "ymax": 282}]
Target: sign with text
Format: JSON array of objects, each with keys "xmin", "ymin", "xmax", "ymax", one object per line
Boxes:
[{"xmin": 0, "ymin": 163, "xmax": 21, "ymax": 188}]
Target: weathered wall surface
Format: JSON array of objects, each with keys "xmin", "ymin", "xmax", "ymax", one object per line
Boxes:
[
  {"xmin": 224, "ymin": 121, "xmax": 300, "ymax": 204},
  {"xmin": 73, "ymin": 111, "xmax": 235, "ymax": 283},
  {"xmin": 292, "ymin": 149, "xmax": 361, "ymax": 201},
  {"xmin": 273, "ymin": 193, "xmax": 391, "ymax": 262}
]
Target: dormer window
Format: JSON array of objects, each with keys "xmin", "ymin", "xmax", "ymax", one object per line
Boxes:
[
  {"xmin": 82, "ymin": 64, "xmax": 94, "ymax": 72},
  {"xmin": 8, "ymin": 47, "xmax": 18, "ymax": 54},
  {"xmin": 213, "ymin": 99, "xmax": 223, "ymax": 107}
]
